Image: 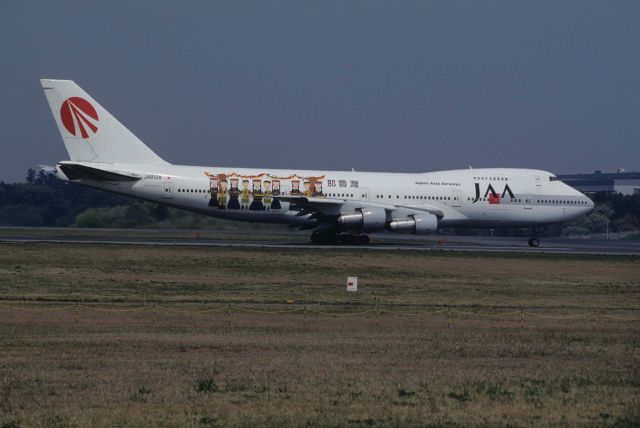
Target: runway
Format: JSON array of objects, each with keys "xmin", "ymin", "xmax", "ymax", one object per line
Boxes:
[{"xmin": 1, "ymin": 231, "xmax": 638, "ymax": 255}]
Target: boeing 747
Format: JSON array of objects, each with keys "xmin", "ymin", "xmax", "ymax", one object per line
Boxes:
[{"xmin": 40, "ymin": 79, "xmax": 594, "ymax": 247}]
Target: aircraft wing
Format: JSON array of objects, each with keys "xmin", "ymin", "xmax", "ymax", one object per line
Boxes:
[
  {"xmin": 392, "ymin": 203, "xmax": 444, "ymax": 218},
  {"xmin": 275, "ymin": 195, "xmax": 444, "ymax": 218},
  {"xmin": 276, "ymin": 195, "xmax": 344, "ymax": 205},
  {"xmin": 275, "ymin": 195, "xmax": 347, "ymax": 217}
]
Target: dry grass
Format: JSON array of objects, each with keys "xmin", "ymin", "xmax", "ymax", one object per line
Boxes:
[
  {"xmin": 1, "ymin": 243, "xmax": 638, "ymax": 308},
  {"xmin": 0, "ymin": 243, "xmax": 639, "ymax": 427}
]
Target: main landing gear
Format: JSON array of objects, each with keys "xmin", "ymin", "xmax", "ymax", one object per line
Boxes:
[{"xmin": 310, "ymin": 231, "xmax": 371, "ymax": 245}]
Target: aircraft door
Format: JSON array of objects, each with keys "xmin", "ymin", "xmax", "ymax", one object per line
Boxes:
[
  {"xmin": 452, "ymin": 190, "xmax": 462, "ymax": 207},
  {"xmin": 524, "ymin": 194, "xmax": 532, "ymax": 210},
  {"xmin": 163, "ymin": 181, "xmax": 173, "ymax": 199},
  {"xmin": 360, "ymin": 187, "xmax": 370, "ymax": 201}
]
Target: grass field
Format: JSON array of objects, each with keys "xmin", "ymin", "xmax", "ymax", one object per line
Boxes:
[{"xmin": 0, "ymin": 242, "xmax": 639, "ymax": 427}]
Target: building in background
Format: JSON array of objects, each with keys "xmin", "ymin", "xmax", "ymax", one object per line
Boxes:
[{"xmin": 558, "ymin": 169, "xmax": 640, "ymax": 195}]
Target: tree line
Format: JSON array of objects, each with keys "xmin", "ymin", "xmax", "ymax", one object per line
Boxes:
[
  {"xmin": 0, "ymin": 168, "xmax": 638, "ymax": 236},
  {"xmin": 2, "ymin": 169, "xmax": 126, "ymax": 227},
  {"xmin": 0, "ymin": 168, "xmax": 223, "ymax": 229}
]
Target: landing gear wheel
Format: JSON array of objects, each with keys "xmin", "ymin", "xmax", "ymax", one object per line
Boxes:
[
  {"xmin": 310, "ymin": 231, "xmax": 322, "ymax": 244},
  {"xmin": 311, "ymin": 231, "xmax": 339, "ymax": 244},
  {"xmin": 339, "ymin": 234, "xmax": 358, "ymax": 245},
  {"xmin": 358, "ymin": 235, "xmax": 371, "ymax": 245},
  {"xmin": 528, "ymin": 238, "xmax": 540, "ymax": 248}
]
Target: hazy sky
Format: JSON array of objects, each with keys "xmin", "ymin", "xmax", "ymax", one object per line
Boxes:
[{"xmin": 1, "ymin": 1, "xmax": 638, "ymax": 182}]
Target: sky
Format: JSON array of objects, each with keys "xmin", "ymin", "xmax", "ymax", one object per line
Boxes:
[{"xmin": 1, "ymin": 1, "xmax": 639, "ymax": 182}]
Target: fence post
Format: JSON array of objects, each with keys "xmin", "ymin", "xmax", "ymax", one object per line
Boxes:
[
  {"xmin": 520, "ymin": 308, "xmax": 524, "ymax": 330},
  {"xmin": 375, "ymin": 297, "xmax": 379, "ymax": 318},
  {"xmin": 592, "ymin": 311, "xmax": 596, "ymax": 331},
  {"xmin": 227, "ymin": 304, "xmax": 232, "ymax": 327},
  {"xmin": 304, "ymin": 305, "xmax": 307, "ymax": 325},
  {"xmin": 74, "ymin": 302, "xmax": 79, "ymax": 324},
  {"xmin": 152, "ymin": 303, "xmax": 156, "ymax": 325}
]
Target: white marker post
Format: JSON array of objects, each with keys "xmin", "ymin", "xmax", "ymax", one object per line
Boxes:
[
  {"xmin": 347, "ymin": 277, "xmax": 358, "ymax": 292},
  {"xmin": 347, "ymin": 276, "xmax": 358, "ymax": 306}
]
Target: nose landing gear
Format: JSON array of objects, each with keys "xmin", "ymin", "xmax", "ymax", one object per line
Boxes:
[
  {"xmin": 527, "ymin": 237, "xmax": 540, "ymax": 247},
  {"xmin": 528, "ymin": 227, "xmax": 542, "ymax": 247}
]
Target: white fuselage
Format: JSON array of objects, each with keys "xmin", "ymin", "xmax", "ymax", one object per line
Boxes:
[{"xmin": 55, "ymin": 162, "xmax": 594, "ymax": 231}]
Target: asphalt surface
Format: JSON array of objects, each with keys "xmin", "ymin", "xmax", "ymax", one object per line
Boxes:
[{"xmin": 1, "ymin": 232, "xmax": 638, "ymax": 255}]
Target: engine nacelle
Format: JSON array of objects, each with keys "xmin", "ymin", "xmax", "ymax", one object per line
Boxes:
[
  {"xmin": 337, "ymin": 207, "xmax": 387, "ymax": 232},
  {"xmin": 388, "ymin": 213, "xmax": 438, "ymax": 235}
]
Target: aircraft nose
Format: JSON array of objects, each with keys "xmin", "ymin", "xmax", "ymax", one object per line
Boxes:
[{"xmin": 585, "ymin": 195, "xmax": 595, "ymax": 213}]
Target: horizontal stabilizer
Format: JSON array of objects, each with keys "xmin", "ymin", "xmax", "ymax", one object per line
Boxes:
[
  {"xmin": 58, "ymin": 163, "xmax": 140, "ymax": 182},
  {"xmin": 37, "ymin": 165, "xmax": 56, "ymax": 174}
]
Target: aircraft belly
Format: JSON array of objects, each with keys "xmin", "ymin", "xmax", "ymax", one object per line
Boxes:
[
  {"xmin": 452, "ymin": 204, "xmax": 542, "ymax": 228},
  {"xmin": 207, "ymin": 209, "xmax": 297, "ymax": 224},
  {"xmin": 484, "ymin": 207, "xmax": 509, "ymax": 221},
  {"xmin": 535, "ymin": 207, "xmax": 570, "ymax": 223},
  {"xmin": 133, "ymin": 180, "xmax": 163, "ymax": 200},
  {"xmin": 196, "ymin": 197, "xmax": 298, "ymax": 224}
]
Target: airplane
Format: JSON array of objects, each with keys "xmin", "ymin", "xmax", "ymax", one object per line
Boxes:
[{"xmin": 40, "ymin": 79, "xmax": 594, "ymax": 247}]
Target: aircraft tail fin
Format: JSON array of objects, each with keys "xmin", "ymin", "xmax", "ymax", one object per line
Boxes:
[{"xmin": 40, "ymin": 79, "xmax": 168, "ymax": 165}]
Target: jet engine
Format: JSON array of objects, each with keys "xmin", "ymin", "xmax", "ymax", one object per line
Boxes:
[
  {"xmin": 388, "ymin": 213, "xmax": 438, "ymax": 235},
  {"xmin": 337, "ymin": 207, "xmax": 387, "ymax": 232}
]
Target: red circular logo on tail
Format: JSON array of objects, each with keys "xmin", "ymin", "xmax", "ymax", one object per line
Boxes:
[{"xmin": 60, "ymin": 97, "xmax": 99, "ymax": 139}]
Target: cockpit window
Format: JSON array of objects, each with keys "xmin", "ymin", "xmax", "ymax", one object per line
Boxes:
[{"xmin": 549, "ymin": 176, "xmax": 558, "ymax": 181}]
